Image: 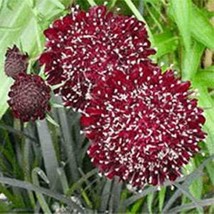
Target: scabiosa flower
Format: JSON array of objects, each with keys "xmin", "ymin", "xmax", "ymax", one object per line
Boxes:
[
  {"xmin": 81, "ymin": 63, "xmax": 206, "ymax": 188},
  {"xmin": 8, "ymin": 73, "xmax": 51, "ymax": 122},
  {"xmin": 39, "ymin": 5, "xmax": 155, "ymax": 111},
  {"xmin": 4, "ymin": 45, "xmax": 28, "ymax": 79}
]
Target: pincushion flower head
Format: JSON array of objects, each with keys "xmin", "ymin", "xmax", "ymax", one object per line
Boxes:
[
  {"xmin": 81, "ymin": 62, "xmax": 206, "ymax": 188},
  {"xmin": 4, "ymin": 45, "xmax": 28, "ymax": 79},
  {"xmin": 39, "ymin": 5, "xmax": 156, "ymax": 111},
  {"xmin": 8, "ymin": 73, "xmax": 51, "ymax": 122}
]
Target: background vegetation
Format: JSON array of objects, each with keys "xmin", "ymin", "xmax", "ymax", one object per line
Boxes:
[{"xmin": 0, "ymin": 0, "xmax": 214, "ymax": 213}]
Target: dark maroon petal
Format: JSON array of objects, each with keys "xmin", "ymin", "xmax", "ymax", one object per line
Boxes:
[
  {"xmin": 7, "ymin": 73, "xmax": 51, "ymax": 122},
  {"xmin": 39, "ymin": 5, "xmax": 155, "ymax": 111},
  {"xmin": 4, "ymin": 45, "xmax": 28, "ymax": 79},
  {"xmin": 44, "ymin": 28, "xmax": 59, "ymax": 40},
  {"xmin": 39, "ymin": 52, "xmax": 54, "ymax": 65},
  {"xmin": 82, "ymin": 63, "xmax": 206, "ymax": 188}
]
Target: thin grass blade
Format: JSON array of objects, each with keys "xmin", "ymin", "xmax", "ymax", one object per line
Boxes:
[
  {"xmin": 54, "ymin": 96, "xmax": 79, "ymax": 182},
  {"xmin": 169, "ymin": 198, "xmax": 214, "ymax": 213},
  {"xmin": 0, "ymin": 175, "xmax": 87, "ymax": 212},
  {"xmin": 158, "ymin": 187, "xmax": 166, "ymax": 212},
  {"xmin": 192, "ymin": 84, "xmax": 214, "ymax": 154},
  {"xmin": 182, "ymin": 41, "xmax": 205, "ymax": 80},
  {"xmin": 32, "ymin": 168, "xmax": 52, "ymax": 214},
  {"xmin": 109, "ymin": 177, "xmax": 122, "ymax": 213},
  {"xmin": 171, "ymin": 0, "xmax": 192, "ymax": 50},
  {"xmin": 36, "ymin": 119, "xmax": 61, "ymax": 191},
  {"xmin": 99, "ymin": 179, "xmax": 113, "ymax": 213},
  {"xmin": 173, "ymin": 183, "xmax": 203, "ymax": 213},
  {"xmin": 191, "ymin": 5, "xmax": 214, "ymax": 50}
]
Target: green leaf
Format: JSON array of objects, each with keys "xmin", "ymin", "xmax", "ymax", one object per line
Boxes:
[
  {"xmin": 182, "ymin": 41, "xmax": 205, "ymax": 80},
  {"xmin": 154, "ymin": 31, "xmax": 178, "ymax": 58},
  {"xmin": 0, "ymin": 182, "xmax": 20, "ymax": 208},
  {"xmin": 32, "ymin": 168, "xmax": 52, "ymax": 214},
  {"xmin": 144, "ymin": 3, "xmax": 163, "ymax": 32},
  {"xmin": 108, "ymin": 0, "xmax": 117, "ymax": 9},
  {"xmin": 36, "ymin": 119, "xmax": 61, "ymax": 190},
  {"xmin": 173, "ymin": 184, "xmax": 203, "ymax": 213},
  {"xmin": 109, "ymin": 177, "xmax": 122, "ymax": 213},
  {"xmin": 191, "ymin": 5, "xmax": 214, "ymax": 50},
  {"xmin": 57, "ymin": 167, "xmax": 69, "ymax": 193},
  {"xmin": 158, "ymin": 187, "xmax": 166, "ymax": 212},
  {"xmin": 192, "ymin": 84, "xmax": 214, "ymax": 154},
  {"xmin": 122, "ymin": 185, "xmax": 157, "ymax": 210},
  {"xmin": 163, "ymin": 155, "xmax": 214, "ymax": 212},
  {"xmin": 47, "ymin": 0, "xmax": 65, "ymax": 9},
  {"xmin": 0, "ymin": 0, "xmax": 4, "ymax": 12},
  {"xmin": 99, "ymin": 179, "xmax": 113, "ymax": 213},
  {"xmin": 66, "ymin": 169, "xmax": 98, "ymax": 196},
  {"xmin": 0, "ymin": 0, "xmax": 69, "ymax": 119},
  {"xmin": 87, "ymin": 0, "xmax": 96, "ymax": 6},
  {"xmin": 81, "ymin": 188, "xmax": 93, "ymax": 208},
  {"xmin": 147, "ymin": 192, "xmax": 154, "ymax": 213},
  {"xmin": 206, "ymin": 162, "xmax": 214, "ymax": 185},
  {"xmin": 46, "ymin": 114, "xmax": 60, "ymax": 127},
  {"xmin": 54, "ymin": 96, "xmax": 79, "ymax": 182},
  {"xmin": 193, "ymin": 66, "xmax": 214, "ymax": 88},
  {"xmin": 168, "ymin": 198, "xmax": 214, "ymax": 213},
  {"xmin": 130, "ymin": 198, "xmax": 144, "ymax": 213},
  {"xmin": 0, "ymin": 201, "xmax": 11, "ymax": 212},
  {"xmin": 0, "ymin": 175, "xmax": 87, "ymax": 212},
  {"xmin": 171, "ymin": 0, "xmax": 192, "ymax": 50},
  {"xmin": 0, "ymin": 25, "xmax": 22, "ymax": 31},
  {"xmin": 184, "ymin": 159, "xmax": 203, "ymax": 199},
  {"xmin": 0, "ymin": 121, "xmax": 36, "ymax": 142}
]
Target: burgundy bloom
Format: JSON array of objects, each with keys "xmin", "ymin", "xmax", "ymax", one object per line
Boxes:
[
  {"xmin": 81, "ymin": 63, "xmax": 206, "ymax": 188},
  {"xmin": 4, "ymin": 45, "xmax": 28, "ymax": 79},
  {"xmin": 8, "ymin": 73, "xmax": 51, "ymax": 122},
  {"xmin": 39, "ymin": 5, "xmax": 155, "ymax": 111}
]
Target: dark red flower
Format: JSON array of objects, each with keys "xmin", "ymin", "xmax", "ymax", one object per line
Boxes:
[
  {"xmin": 81, "ymin": 63, "xmax": 206, "ymax": 188},
  {"xmin": 4, "ymin": 45, "xmax": 28, "ymax": 79},
  {"xmin": 39, "ymin": 5, "xmax": 155, "ymax": 111},
  {"xmin": 8, "ymin": 73, "xmax": 51, "ymax": 122}
]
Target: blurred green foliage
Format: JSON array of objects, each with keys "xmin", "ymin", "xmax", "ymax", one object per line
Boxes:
[{"xmin": 0, "ymin": 0, "xmax": 214, "ymax": 213}]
